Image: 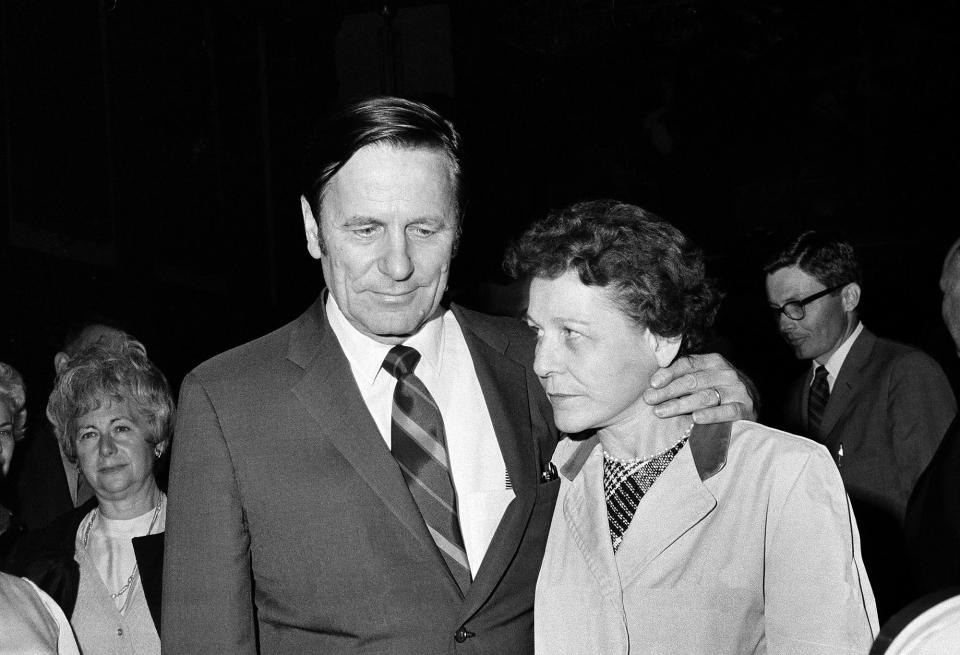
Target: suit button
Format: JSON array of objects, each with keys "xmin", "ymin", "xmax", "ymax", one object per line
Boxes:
[{"xmin": 455, "ymin": 627, "xmax": 475, "ymax": 643}]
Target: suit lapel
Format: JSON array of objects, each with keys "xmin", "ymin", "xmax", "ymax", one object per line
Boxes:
[
  {"xmin": 452, "ymin": 305, "xmax": 540, "ymax": 618},
  {"xmin": 820, "ymin": 329, "xmax": 876, "ymax": 443},
  {"xmin": 287, "ymin": 297, "xmax": 440, "ymax": 569}
]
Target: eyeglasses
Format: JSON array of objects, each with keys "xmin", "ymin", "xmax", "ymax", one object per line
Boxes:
[{"xmin": 769, "ymin": 283, "xmax": 847, "ymax": 321}]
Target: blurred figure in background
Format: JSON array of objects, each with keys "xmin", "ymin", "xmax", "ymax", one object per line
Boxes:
[
  {"xmin": 6, "ymin": 333, "xmax": 172, "ymax": 655},
  {"xmin": 0, "ymin": 571, "xmax": 81, "ymax": 654},
  {"xmin": 765, "ymin": 230, "xmax": 956, "ymax": 621},
  {"xmin": 1, "ymin": 361, "xmax": 28, "ymax": 558},
  {"xmin": 0, "ymin": 361, "xmax": 80, "ymax": 654},
  {"xmin": 906, "ymin": 236, "xmax": 960, "ymax": 597}
]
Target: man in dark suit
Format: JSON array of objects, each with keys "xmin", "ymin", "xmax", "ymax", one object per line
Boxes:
[
  {"xmin": 162, "ymin": 96, "xmax": 755, "ymax": 654},
  {"xmin": 765, "ymin": 230, "xmax": 956, "ymax": 621},
  {"xmin": 905, "ymin": 236, "xmax": 960, "ymax": 597}
]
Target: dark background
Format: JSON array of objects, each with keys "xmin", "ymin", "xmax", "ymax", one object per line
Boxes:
[{"xmin": 2, "ymin": 0, "xmax": 958, "ymax": 422}]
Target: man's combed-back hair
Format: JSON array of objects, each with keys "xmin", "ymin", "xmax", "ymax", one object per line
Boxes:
[
  {"xmin": 46, "ymin": 332, "xmax": 175, "ymax": 463},
  {"xmin": 300, "ymin": 95, "xmax": 466, "ymax": 223},
  {"xmin": 763, "ymin": 230, "xmax": 862, "ymax": 288},
  {"xmin": 505, "ymin": 199, "xmax": 722, "ymax": 355}
]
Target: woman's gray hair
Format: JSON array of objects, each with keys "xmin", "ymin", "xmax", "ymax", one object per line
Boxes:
[
  {"xmin": 0, "ymin": 362, "xmax": 27, "ymax": 440},
  {"xmin": 46, "ymin": 333, "xmax": 175, "ymax": 463}
]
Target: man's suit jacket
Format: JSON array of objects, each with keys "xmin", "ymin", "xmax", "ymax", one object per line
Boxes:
[
  {"xmin": 783, "ymin": 328, "xmax": 955, "ymax": 525},
  {"xmin": 782, "ymin": 328, "xmax": 956, "ymax": 620},
  {"xmin": 905, "ymin": 413, "xmax": 960, "ymax": 597},
  {"xmin": 161, "ymin": 297, "xmax": 561, "ymax": 654}
]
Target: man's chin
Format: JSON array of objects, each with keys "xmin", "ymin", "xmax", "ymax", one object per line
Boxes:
[{"xmin": 363, "ymin": 320, "xmax": 428, "ymax": 345}]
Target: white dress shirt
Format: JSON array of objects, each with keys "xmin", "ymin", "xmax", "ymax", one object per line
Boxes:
[
  {"xmin": 811, "ymin": 321, "xmax": 864, "ymax": 392},
  {"xmin": 326, "ymin": 295, "xmax": 515, "ymax": 577}
]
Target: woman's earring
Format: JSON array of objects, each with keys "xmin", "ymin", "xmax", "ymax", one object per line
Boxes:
[{"xmin": 154, "ymin": 447, "xmax": 162, "ymax": 458}]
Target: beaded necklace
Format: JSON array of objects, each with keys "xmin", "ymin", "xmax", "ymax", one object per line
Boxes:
[
  {"xmin": 602, "ymin": 419, "xmax": 695, "ymax": 465},
  {"xmin": 81, "ymin": 492, "xmax": 164, "ymax": 600}
]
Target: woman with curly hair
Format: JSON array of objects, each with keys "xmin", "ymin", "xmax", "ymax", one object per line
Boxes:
[
  {"xmin": 0, "ymin": 361, "xmax": 28, "ymax": 479},
  {"xmin": 1, "ymin": 361, "xmax": 28, "ymax": 554},
  {"xmin": 506, "ymin": 200, "xmax": 879, "ymax": 653},
  {"xmin": 7, "ymin": 333, "xmax": 173, "ymax": 655}
]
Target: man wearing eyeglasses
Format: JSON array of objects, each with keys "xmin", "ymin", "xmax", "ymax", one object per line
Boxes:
[{"xmin": 764, "ymin": 229, "xmax": 956, "ymax": 622}]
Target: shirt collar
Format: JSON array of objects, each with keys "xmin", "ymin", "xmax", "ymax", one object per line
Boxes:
[
  {"xmin": 813, "ymin": 320, "xmax": 864, "ymax": 381},
  {"xmin": 325, "ymin": 293, "xmax": 446, "ymax": 386}
]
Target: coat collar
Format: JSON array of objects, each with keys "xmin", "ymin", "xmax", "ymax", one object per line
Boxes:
[
  {"xmin": 556, "ymin": 423, "xmax": 730, "ymax": 595},
  {"xmin": 559, "ymin": 422, "xmax": 731, "ymax": 483}
]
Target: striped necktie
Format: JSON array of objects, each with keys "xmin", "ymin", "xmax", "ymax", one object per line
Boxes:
[
  {"xmin": 807, "ymin": 364, "xmax": 830, "ymax": 440},
  {"xmin": 383, "ymin": 345, "xmax": 471, "ymax": 593}
]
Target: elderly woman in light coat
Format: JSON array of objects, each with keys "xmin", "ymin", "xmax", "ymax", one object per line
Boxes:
[{"xmin": 507, "ymin": 200, "xmax": 879, "ymax": 654}]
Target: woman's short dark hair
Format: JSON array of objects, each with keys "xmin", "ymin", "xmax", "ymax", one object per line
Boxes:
[
  {"xmin": 763, "ymin": 230, "xmax": 862, "ymax": 288},
  {"xmin": 505, "ymin": 199, "xmax": 721, "ymax": 355},
  {"xmin": 46, "ymin": 333, "xmax": 175, "ymax": 464},
  {"xmin": 300, "ymin": 95, "xmax": 465, "ymax": 230}
]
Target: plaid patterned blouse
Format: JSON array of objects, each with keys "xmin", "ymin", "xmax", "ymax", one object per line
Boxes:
[{"xmin": 603, "ymin": 438, "xmax": 689, "ymax": 552}]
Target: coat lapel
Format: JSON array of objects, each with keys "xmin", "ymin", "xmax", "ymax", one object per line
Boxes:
[
  {"xmin": 616, "ymin": 434, "xmax": 718, "ymax": 587},
  {"xmin": 287, "ymin": 297, "xmax": 440, "ymax": 571},
  {"xmin": 820, "ymin": 328, "xmax": 876, "ymax": 444},
  {"xmin": 452, "ymin": 305, "xmax": 540, "ymax": 619},
  {"xmin": 561, "ymin": 438, "xmax": 627, "ymax": 601},
  {"xmin": 555, "ymin": 424, "xmax": 728, "ymax": 593}
]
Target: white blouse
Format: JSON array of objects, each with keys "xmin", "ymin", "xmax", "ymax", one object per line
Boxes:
[{"xmin": 75, "ymin": 494, "xmax": 166, "ymax": 612}]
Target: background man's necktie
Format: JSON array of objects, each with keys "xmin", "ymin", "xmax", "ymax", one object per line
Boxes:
[
  {"xmin": 383, "ymin": 345, "xmax": 471, "ymax": 593},
  {"xmin": 807, "ymin": 364, "xmax": 830, "ymax": 439}
]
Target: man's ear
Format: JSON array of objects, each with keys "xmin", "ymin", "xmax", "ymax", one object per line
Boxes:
[
  {"xmin": 644, "ymin": 330, "xmax": 683, "ymax": 368},
  {"xmin": 301, "ymin": 196, "xmax": 324, "ymax": 260},
  {"xmin": 54, "ymin": 352, "xmax": 70, "ymax": 374},
  {"xmin": 841, "ymin": 282, "xmax": 861, "ymax": 312}
]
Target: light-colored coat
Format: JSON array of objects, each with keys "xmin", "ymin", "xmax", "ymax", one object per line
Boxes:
[{"xmin": 535, "ymin": 421, "xmax": 879, "ymax": 654}]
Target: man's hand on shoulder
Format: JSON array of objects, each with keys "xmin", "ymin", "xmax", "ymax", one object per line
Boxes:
[{"xmin": 642, "ymin": 353, "xmax": 759, "ymax": 424}]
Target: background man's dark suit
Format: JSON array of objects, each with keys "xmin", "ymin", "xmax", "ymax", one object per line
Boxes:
[
  {"xmin": 906, "ymin": 414, "xmax": 960, "ymax": 596},
  {"xmin": 162, "ymin": 297, "xmax": 560, "ymax": 653},
  {"xmin": 782, "ymin": 327, "xmax": 956, "ymax": 620},
  {"xmin": 783, "ymin": 328, "xmax": 954, "ymax": 524}
]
